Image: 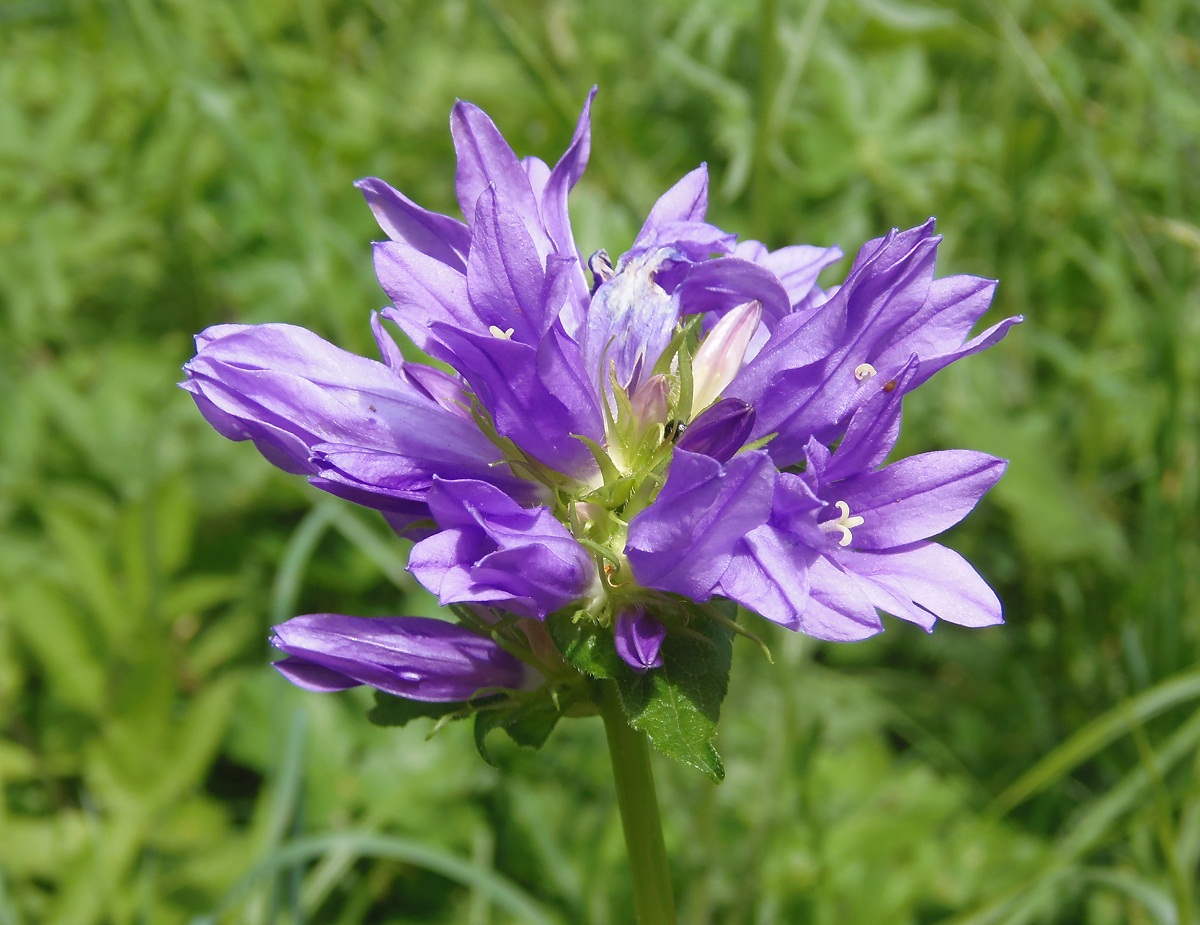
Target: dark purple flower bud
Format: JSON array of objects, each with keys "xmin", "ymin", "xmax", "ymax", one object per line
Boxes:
[
  {"xmin": 270, "ymin": 614, "xmax": 531, "ymax": 701},
  {"xmin": 614, "ymin": 608, "xmax": 667, "ymax": 673},
  {"xmin": 675, "ymin": 399, "xmax": 756, "ymax": 463}
]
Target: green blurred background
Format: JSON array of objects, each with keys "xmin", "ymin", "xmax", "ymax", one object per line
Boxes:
[{"xmin": 1, "ymin": 0, "xmax": 1197, "ymax": 922}]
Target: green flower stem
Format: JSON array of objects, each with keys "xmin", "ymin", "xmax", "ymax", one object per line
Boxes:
[{"xmin": 599, "ymin": 681, "xmax": 677, "ymax": 925}]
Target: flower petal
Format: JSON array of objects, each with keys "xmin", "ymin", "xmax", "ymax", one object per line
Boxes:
[
  {"xmin": 355, "ymin": 177, "xmax": 470, "ymax": 269},
  {"xmin": 271, "ymin": 613, "xmax": 529, "ymax": 701},
  {"xmin": 409, "ymin": 480, "xmax": 596, "ymax": 619},
  {"xmin": 614, "ymin": 608, "xmax": 667, "ymax": 673},
  {"xmin": 839, "ymin": 542, "xmax": 1003, "ymax": 628},
  {"xmin": 182, "ymin": 323, "xmax": 527, "ymax": 508},
  {"xmin": 837, "ymin": 450, "xmax": 1007, "ymax": 549},
  {"xmin": 627, "ymin": 449, "xmax": 776, "ymax": 600},
  {"xmin": 799, "ymin": 556, "xmax": 885, "ymax": 640},
  {"xmin": 432, "ymin": 323, "xmax": 603, "ymax": 477}
]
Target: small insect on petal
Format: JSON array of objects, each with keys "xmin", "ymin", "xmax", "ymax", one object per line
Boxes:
[{"xmin": 854, "ymin": 363, "xmax": 877, "ymax": 382}]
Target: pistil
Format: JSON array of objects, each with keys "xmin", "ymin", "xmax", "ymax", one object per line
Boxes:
[{"xmin": 819, "ymin": 500, "xmax": 865, "ymax": 547}]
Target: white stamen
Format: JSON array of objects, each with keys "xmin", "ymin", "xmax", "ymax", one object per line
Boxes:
[
  {"xmin": 819, "ymin": 500, "xmax": 865, "ymax": 547},
  {"xmin": 489, "ymin": 325, "xmax": 515, "ymax": 339},
  {"xmin": 854, "ymin": 363, "xmax": 877, "ymax": 382}
]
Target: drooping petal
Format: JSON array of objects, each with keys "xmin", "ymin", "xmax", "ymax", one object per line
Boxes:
[
  {"xmin": 627, "ymin": 449, "xmax": 776, "ymax": 600},
  {"xmin": 839, "ymin": 542, "xmax": 1004, "ymax": 628},
  {"xmin": 182, "ymin": 324, "xmax": 529, "ymax": 510},
  {"xmin": 798, "ymin": 556, "xmax": 885, "ymax": 641},
  {"xmin": 408, "ymin": 479, "xmax": 596, "ymax": 619},
  {"xmin": 614, "ymin": 607, "xmax": 667, "ymax": 673},
  {"xmin": 270, "ymin": 613, "xmax": 530, "ymax": 701}
]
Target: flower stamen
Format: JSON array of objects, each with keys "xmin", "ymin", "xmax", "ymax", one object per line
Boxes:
[
  {"xmin": 819, "ymin": 500, "xmax": 865, "ymax": 547},
  {"xmin": 489, "ymin": 325, "xmax": 515, "ymax": 339},
  {"xmin": 854, "ymin": 363, "xmax": 877, "ymax": 382}
]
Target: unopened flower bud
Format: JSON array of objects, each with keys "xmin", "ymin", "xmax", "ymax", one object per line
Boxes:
[
  {"xmin": 676, "ymin": 398, "xmax": 756, "ymax": 462},
  {"xmin": 691, "ymin": 300, "xmax": 763, "ymax": 412}
]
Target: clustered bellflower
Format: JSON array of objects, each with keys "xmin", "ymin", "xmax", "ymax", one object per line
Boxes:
[{"xmin": 184, "ymin": 89, "xmax": 1019, "ymax": 748}]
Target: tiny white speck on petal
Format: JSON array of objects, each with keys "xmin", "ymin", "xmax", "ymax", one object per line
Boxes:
[{"xmin": 854, "ymin": 363, "xmax": 877, "ymax": 382}]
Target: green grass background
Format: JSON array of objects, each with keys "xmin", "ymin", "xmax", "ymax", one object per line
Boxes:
[{"xmin": 1, "ymin": 0, "xmax": 1197, "ymax": 922}]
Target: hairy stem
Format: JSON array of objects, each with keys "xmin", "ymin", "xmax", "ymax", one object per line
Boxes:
[{"xmin": 599, "ymin": 681, "xmax": 677, "ymax": 925}]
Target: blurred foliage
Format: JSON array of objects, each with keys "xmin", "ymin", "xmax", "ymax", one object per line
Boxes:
[{"xmin": 1, "ymin": 0, "xmax": 1198, "ymax": 922}]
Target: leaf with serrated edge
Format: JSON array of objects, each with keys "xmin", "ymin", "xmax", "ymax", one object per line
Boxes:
[
  {"xmin": 615, "ymin": 616, "xmax": 733, "ymax": 782},
  {"xmin": 547, "ymin": 610, "xmax": 624, "ymax": 679}
]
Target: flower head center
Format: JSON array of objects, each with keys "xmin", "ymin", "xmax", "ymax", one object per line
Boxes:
[{"xmin": 819, "ymin": 500, "xmax": 865, "ymax": 547}]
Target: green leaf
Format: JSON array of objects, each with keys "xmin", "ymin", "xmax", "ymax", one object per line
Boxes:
[
  {"xmin": 546, "ymin": 610, "xmax": 625, "ymax": 679},
  {"xmin": 473, "ymin": 696, "xmax": 562, "ymax": 766},
  {"xmin": 367, "ymin": 692, "xmax": 463, "ymax": 728},
  {"xmin": 615, "ymin": 616, "xmax": 733, "ymax": 783}
]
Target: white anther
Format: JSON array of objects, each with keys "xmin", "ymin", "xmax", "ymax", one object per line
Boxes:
[
  {"xmin": 489, "ymin": 325, "xmax": 515, "ymax": 339},
  {"xmin": 819, "ymin": 500, "xmax": 866, "ymax": 547},
  {"xmin": 854, "ymin": 363, "xmax": 877, "ymax": 382}
]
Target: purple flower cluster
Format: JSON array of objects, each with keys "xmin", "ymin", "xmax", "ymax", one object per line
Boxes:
[{"xmin": 184, "ymin": 90, "xmax": 1019, "ymax": 703}]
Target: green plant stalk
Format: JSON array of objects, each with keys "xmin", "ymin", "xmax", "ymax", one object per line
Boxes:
[{"xmin": 599, "ymin": 682, "xmax": 677, "ymax": 925}]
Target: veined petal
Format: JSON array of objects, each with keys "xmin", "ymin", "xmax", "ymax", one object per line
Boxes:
[
  {"xmin": 870, "ymin": 274, "xmax": 1022, "ymax": 390},
  {"xmin": 452, "ymin": 100, "xmax": 538, "ymax": 223},
  {"xmin": 819, "ymin": 358, "xmax": 918, "ymax": 482},
  {"xmin": 716, "ymin": 525, "xmax": 816, "ymax": 630},
  {"xmin": 409, "ymin": 480, "xmax": 596, "ymax": 619},
  {"xmin": 432, "ymin": 322, "xmax": 603, "ymax": 478},
  {"xmin": 836, "ymin": 450, "xmax": 1007, "ymax": 549},
  {"xmin": 583, "ymin": 248, "xmax": 680, "ymax": 393},
  {"xmin": 451, "ymin": 100, "xmax": 553, "ymax": 259},
  {"xmin": 467, "ymin": 185, "xmax": 548, "ymax": 340},
  {"xmin": 373, "ymin": 242, "xmax": 475, "ymax": 352},
  {"xmin": 355, "ymin": 177, "xmax": 470, "ymax": 269},
  {"xmin": 839, "ymin": 542, "xmax": 1003, "ymax": 628},
  {"xmin": 627, "ymin": 449, "xmax": 776, "ymax": 600},
  {"xmin": 799, "ymin": 556, "xmax": 885, "ymax": 641},
  {"xmin": 735, "ymin": 240, "xmax": 844, "ymax": 310},
  {"xmin": 182, "ymin": 323, "xmax": 527, "ymax": 509},
  {"xmin": 271, "ymin": 613, "xmax": 529, "ymax": 701}
]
